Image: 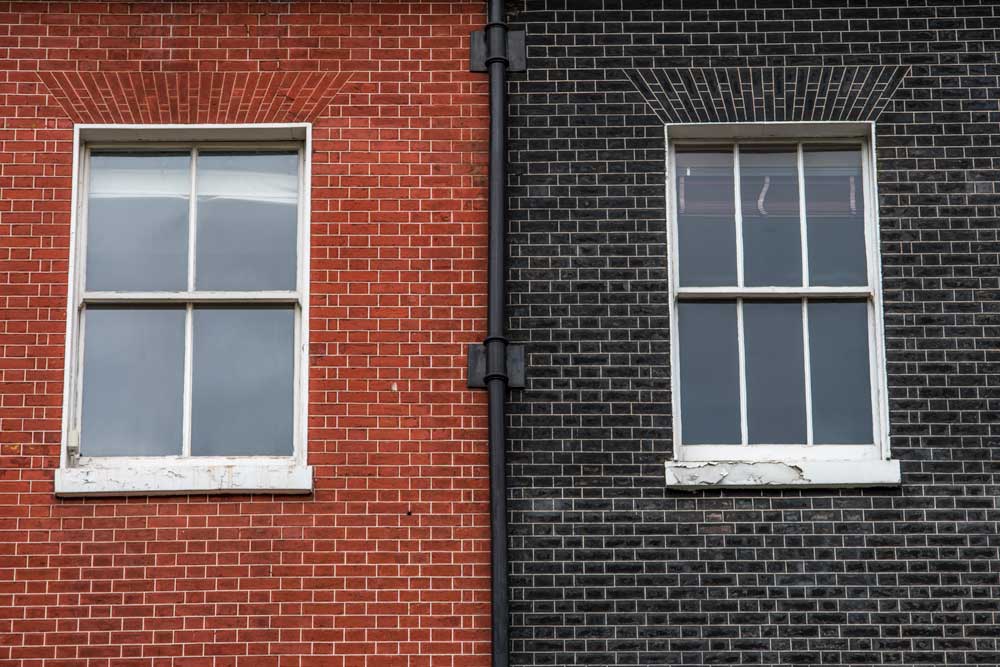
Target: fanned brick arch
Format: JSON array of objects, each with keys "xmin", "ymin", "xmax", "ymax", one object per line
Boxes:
[
  {"xmin": 37, "ymin": 70, "xmax": 354, "ymax": 124},
  {"xmin": 626, "ymin": 65, "xmax": 908, "ymax": 124}
]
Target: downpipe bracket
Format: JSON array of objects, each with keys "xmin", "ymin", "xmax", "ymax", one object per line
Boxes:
[
  {"xmin": 467, "ymin": 343, "xmax": 526, "ymax": 389},
  {"xmin": 469, "ymin": 29, "xmax": 527, "ymax": 72}
]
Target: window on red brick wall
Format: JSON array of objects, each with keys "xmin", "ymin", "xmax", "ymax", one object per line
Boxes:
[{"xmin": 56, "ymin": 125, "xmax": 313, "ymax": 496}]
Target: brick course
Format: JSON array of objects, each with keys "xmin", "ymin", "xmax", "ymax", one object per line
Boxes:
[
  {"xmin": 0, "ymin": 2, "xmax": 491, "ymax": 666},
  {"xmin": 507, "ymin": 1, "xmax": 1000, "ymax": 665}
]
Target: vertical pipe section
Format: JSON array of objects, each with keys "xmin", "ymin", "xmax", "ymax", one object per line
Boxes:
[{"xmin": 484, "ymin": 2, "xmax": 509, "ymax": 667}]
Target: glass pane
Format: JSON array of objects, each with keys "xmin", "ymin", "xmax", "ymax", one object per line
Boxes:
[
  {"xmin": 191, "ymin": 307, "xmax": 295, "ymax": 456},
  {"xmin": 809, "ymin": 301, "xmax": 874, "ymax": 444},
  {"xmin": 740, "ymin": 146, "xmax": 801, "ymax": 286},
  {"xmin": 678, "ymin": 301, "xmax": 741, "ymax": 444},
  {"xmin": 196, "ymin": 152, "xmax": 298, "ymax": 291},
  {"xmin": 676, "ymin": 149, "xmax": 737, "ymax": 286},
  {"xmin": 86, "ymin": 153, "xmax": 189, "ymax": 291},
  {"xmin": 80, "ymin": 307, "xmax": 185, "ymax": 456},
  {"xmin": 804, "ymin": 146, "xmax": 868, "ymax": 286},
  {"xmin": 744, "ymin": 301, "xmax": 807, "ymax": 444}
]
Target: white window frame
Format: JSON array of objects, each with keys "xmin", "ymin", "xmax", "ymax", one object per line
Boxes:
[
  {"xmin": 663, "ymin": 121, "xmax": 900, "ymax": 489},
  {"xmin": 55, "ymin": 124, "xmax": 313, "ymax": 496}
]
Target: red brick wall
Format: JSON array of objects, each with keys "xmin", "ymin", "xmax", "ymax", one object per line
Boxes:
[{"xmin": 0, "ymin": 3, "xmax": 490, "ymax": 665}]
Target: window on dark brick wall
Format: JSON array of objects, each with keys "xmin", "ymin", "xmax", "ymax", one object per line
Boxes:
[
  {"xmin": 56, "ymin": 125, "xmax": 313, "ymax": 496},
  {"xmin": 663, "ymin": 123, "xmax": 899, "ymax": 489}
]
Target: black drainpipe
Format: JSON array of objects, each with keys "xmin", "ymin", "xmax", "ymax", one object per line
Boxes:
[
  {"xmin": 469, "ymin": 5, "xmax": 525, "ymax": 667},
  {"xmin": 485, "ymin": 3, "xmax": 511, "ymax": 667}
]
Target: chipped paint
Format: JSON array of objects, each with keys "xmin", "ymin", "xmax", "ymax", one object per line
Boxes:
[
  {"xmin": 55, "ymin": 462, "xmax": 313, "ymax": 497},
  {"xmin": 664, "ymin": 459, "xmax": 901, "ymax": 490}
]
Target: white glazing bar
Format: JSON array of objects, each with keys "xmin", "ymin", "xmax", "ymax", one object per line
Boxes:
[
  {"xmin": 675, "ymin": 444, "xmax": 883, "ymax": 463},
  {"xmin": 60, "ymin": 129, "xmax": 83, "ymax": 468},
  {"xmin": 666, "ymin": 136, "xmax": 685, "ymax": 450},
  {"xmin": 668, "ymin": 140, "xmax": 681, "ymax": 286},
  {"xmin": 77, "ymin": 147, "xmax": 91, "ymax": 306},
  {"xmin": 866, "ymin": 298, "xmax": 882, "ymax": 454},
  {"xmin": 84, "ymin": 139, "xmax": 303, "ymax": 151},
  {"xmin": 297, "ymin": 145, "xmax": 305, "ymax": 296},
  {"xmin": 181, "ymin": 303, "xmax": 193, "ymax": 457},
  {"xmin": 863, "ymin": 139, "xmax": 876, "ymax": 290},
  {"xmin": 802, "ymin": 298, "xmax": 813, "ymax": 445},
  {"xmin": 292, "ymin": 302, "xmax": 302, "ymax": 462},
  {"xmin": 736, "ymin": 297, "xmax": 748, "ymax": 446},
  {"xmin": 292, "ymin": 148, "xmax": 303, "ymax": 464},
  {"xmin": 71, "ymin": 149, "xmax": 92, "ymax": 458},
  {"xmin": 188, "ymin": 148, "xmax": 198, "ymax": 292},
  {"xmin": 73, "ymin": 307, "xmax": 87, "ymax": 451},
  {"xmin": 183, "ymin": 150, "xmax": 196, "ymax": 460},
  {"xmin": 82, "ymin": 290, "xmax": 300, "ymax": 303},
  {"xmin": 798, "ymin": 143, "xmax": 809, "ymax": 287},
  {"xmin": 861, "ymin": 136, "xmax": 889, "ymax": 456},
  {"xmin": 733, "ymin": 144, "xmax": 744, "ymax": 288},
  {"xmin": 675, "ymin": 286, "xmax": 873, "ymax": 299}
]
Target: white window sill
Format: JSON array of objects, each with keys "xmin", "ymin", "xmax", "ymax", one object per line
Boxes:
[
  {"xmin": 54, "ymin": 461, "xmax": 313, "ymax": 496},
  {"xmin": 664, "ymin": 459, "xmax": 900, "ymax": 489}
]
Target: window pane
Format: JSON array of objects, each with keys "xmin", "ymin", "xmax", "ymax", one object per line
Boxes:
[
  {"xmin": 191, "ymin": 307, "xmax": 295, "ymax": 456},
  {"xmin": 196, "ymin": 152, "xmax": 298, "ymax": 291},
  {"xmin": 675, "ymin": 149, "xmax": 737, "ymax": 286},
  {"xmin": 80, "ymin": 307, "xmax": 185, "ymax": 456},
  {"xmin": 804, "ymin": 146, "xmax": 867, "ymax": 286},
  {"xmin": 744, "ymin": 301, "xmax": 807, "ymax": 444},
  {"xmin": 86, "ymin": 153, "xmax": 189, "ymax": 291},
  {"xmin": 740, "ymin": 146, "xmax": 801, "ymax": 286},
  {"xmin": 678, "ymin": 301, "xmax": 741, "ymax": 444},
  {"xmin": 809, "ymin": 301, "xmax": 874, "ymax": 444}
]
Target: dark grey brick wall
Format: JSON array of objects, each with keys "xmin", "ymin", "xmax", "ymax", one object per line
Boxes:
[{"xmin": 505, "ymin": 2, "xmax": 1000, "ymax": 665}]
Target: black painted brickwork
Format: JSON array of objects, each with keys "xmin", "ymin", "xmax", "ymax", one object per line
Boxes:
[{"xmin": 505, "ymin": 2, "xmax": 1000, "ymax": 665}]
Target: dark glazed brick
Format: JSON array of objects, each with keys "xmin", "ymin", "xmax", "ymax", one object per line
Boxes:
[{"xmin": 506, "ymin": 1, "xmax": 1000, "ymax": 666}]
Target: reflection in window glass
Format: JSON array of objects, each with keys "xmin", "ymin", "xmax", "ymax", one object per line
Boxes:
[
  {"xmin": 805, "ymin": 146, "xmax": 868, "ymax": 286},
  {"xmin": 80, "ymin": 307, "xmax": 186, "ymax": 456},
  {"xmin": 190, "ymin": 307, "xmax": 295, "ymax": 456},
  {"xmin": 743, "ymin": 301, "xmax": 807, "ymax": 445},
  {"xmin": 678, "ymin": 301, "xmax": 742, "ymax": 444},
  {"xmin": 676, "ymin": 150, "xmax": 737, "ymax": 286},
  {"xmin": 86, "ymin": 153, "xmax": 190, "ymax": 291},
  {"xmin": 196, "ymin": 152, "xmax": 299, "ymax": 291},
  {"xmin": 809, "ymin": 301, "xmax": 874, "ymax": 444},
  {"xmin": 740, "ymin": 146, "xmax": 801, "ymax": 286}
]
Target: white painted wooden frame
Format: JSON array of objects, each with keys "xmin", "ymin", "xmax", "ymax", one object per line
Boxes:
[
  {"xmin": 663, "ymin": 121, "xmax": 899, "ymax": 489},
  {"xmin": 55, "ymin": 124, "xmax": 313, "ymax": 496}
]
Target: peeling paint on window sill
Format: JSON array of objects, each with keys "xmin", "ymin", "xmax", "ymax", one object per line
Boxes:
[
  {"xmin": 55, "ymin": 462, "xmax": 313, "ymax": 497},
  {"xmin": 664, "ymin": 459, "xmax": 901, "ymax": 490}
]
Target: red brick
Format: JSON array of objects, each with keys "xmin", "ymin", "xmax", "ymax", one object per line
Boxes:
[{"xmin": 0, "ymin": 2, "xmax": 490, "ymax": 665}]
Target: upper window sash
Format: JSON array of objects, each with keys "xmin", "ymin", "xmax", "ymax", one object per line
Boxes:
[
  {"xmin": 77, "ymin": 144, "xmax": 304, "ymax": 302},
  {"xmin": 671, "ymin": 139, "xmax": 874, "ymax": 294}
]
